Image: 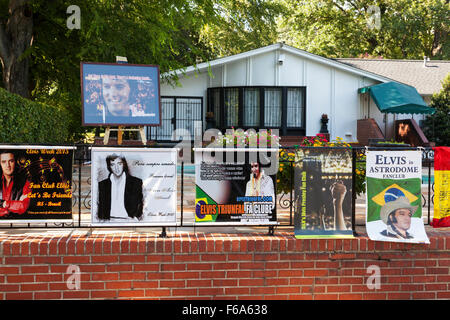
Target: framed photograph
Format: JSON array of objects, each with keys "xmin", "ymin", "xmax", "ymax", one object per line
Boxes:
[
  {"xmin": 366, "ymin": 150, "xmax": 429, "ymax": 243},
  {"xmin": 294, "ymin": 147, "xmax": 354, "ymax": 238},
  {"xmin": 0, "ymin": 145, "xmax": 74, "ymax": 223},
  {"xmin": 194, "ymin": 148, "xmax": 278, "ymax": 225},
  {"xmin": 91, "ymin": 147, "xmax": 177, "ymax": 227},
  {"xmin": 81, "ymin": 62, "xmax": 161, "ymax": 126}
]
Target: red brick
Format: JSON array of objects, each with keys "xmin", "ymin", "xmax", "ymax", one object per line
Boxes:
[
  {"xmin": 5, "ymin": 257, "xmax": 32, "ymax": 265},
  {"xmin": 91, "ymin": 273, "xmax": 119, "ymax": 281},
  {"xmin": 186, "ymin": 280, "xmax": 212, "ymax": 288},
  {"xmin": 63, "ymin": 291, "xmax": 91, "ymax": 299},
  {"xmin": 363, "ymin": 293, "xmax": 387, "ymax": 300},
  {"xmin": 339, "ymin": 293, "xmax": 363, "ymax": 300},
  {"xmin": 6, "ymin": 292, "xmax": 33, "ymax": 300},
  {"xmin": 160, "ymin": 280, "xmax": 185, "ymax": 288},
  {"xmin": 119, "ymin": 255, "xmax": 146, "ymax": 263},
  {"xmin": 174, "ymin": 272, "xmax": 200, "ymax": 280},
  {"xmin": 119, "ymin": 272, "xmax": 146, "ymax": 281},
  {"xmin": 0, "ymin": 284, "xmax": 20, "ymax": 292},
  {"xmin": 144, "ymin": 289, "xmax": 171, "ymax": 297},
  {"xmin": 63, "ymin": 256, "xmax": 90, "ymax": 264},
  {"xmin": 34, "ymin": 291, "xmax": 62, "ymax": 300},
  {"xmin": 201, "ymin": 254, "xmax": 226, "ymax": 262},
  {"xmin": 387, "ymin": 292, "xmax": 411, "ymax": 299},
  {"xmin": 198, "ymin": 288, "xmax": 224, "ymax": 296},
  {"xmin": 412, "ymin": 292, "xmax": 435, "ymax": 299},
  {"xmin": 21, "ymin": 283, "xmax": 49, "ymax": 291},
  {"xmin": 118, "ymin": 289, "xmax": 145, "ymax": 298},
  {"xmin": 34, "ymin": 256, "xmax": 61, "ymax": 264},
  {"xmin": 174, "ymin": 255, "xmax": 200, "ymax": 262},
  {"xmin": 225, "ymin": 287, "xmax": 250, "ymax": 295},
  {"xmin": 91, "ymin": 255, "xmax": 119, "ymax": 264},
  {"xmin": 172, "ymin": 288, "xmax": 198, "ymax": 296},
  {"xmin": 133, "ymin": 281, "xmax": 159, "ymax": 289},
  {"xmin": 6, "ymin": 275, "xmax": 34, "ymax": 283},
  {"xmin": 0, "ymin": 267, "xmax": 19, "ymax": 274},
  {"xmin": 133, "ymin": 264, "xmax": 159, "ymax": 272},
  {"xmin": 91, "ymin": 290, "xmax": 117, "ymax": 299},
  {"xmin": 314, "ymin": 294, "xmax": 338, "ymax": 300},
  {"xmin": 105, "ymin": 281, "xmax": 133, "ymax": 289}
]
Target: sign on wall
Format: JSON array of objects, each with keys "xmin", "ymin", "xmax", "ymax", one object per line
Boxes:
[
  {"xmin": 194, "ymin": 148, "xmax": 278, "ymax": 225},
  {"xmin": 0, "ymin": 146, "xmax": 74, "ymax": 223},
  {"xmin": 366, "ymin": 150, "xmax": 429, "ymax": 243},
  {"xmin": 81, "ymin": 62, "xmax": 161, "ymax": 126},
  {"xmin": 91, "ymin": 147, "xmax": 177, "ymax": 226},
  {"xmin": 294, "ymin": 148, "xmax": 354, "ymax": 238},
  {"xmin": 431, "ymin": 147, "xmax": 450, "ymax": 227}
]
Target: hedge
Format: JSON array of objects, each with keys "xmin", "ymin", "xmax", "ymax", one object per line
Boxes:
[{"xmin": 0, "ymin": 88, "xmax": 70, "ymax": 144}]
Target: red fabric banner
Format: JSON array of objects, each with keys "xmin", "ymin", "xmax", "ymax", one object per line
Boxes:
[{"xmin": 431, "ymin": 147, "xmax": 450, "ymax": 227}]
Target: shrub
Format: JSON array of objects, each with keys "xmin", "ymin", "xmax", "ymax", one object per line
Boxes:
[{"xmin": 0, "ymin": 88, "xmax": 70, "ymax": 144}]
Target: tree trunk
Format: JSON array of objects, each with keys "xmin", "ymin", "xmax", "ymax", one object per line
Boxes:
[{"xmin": 0, "ymin": 0, "xmax": 33, "ymax": 98}]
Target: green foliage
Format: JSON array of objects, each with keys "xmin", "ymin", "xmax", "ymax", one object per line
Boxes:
[
  {"xmin": 199, "ymin": 0, "xmax": 286, "ymax": 57},
  {"xmin": 278, "ymin": 0, "xmax": 449, "ymax": 59},
  {"xmin": 0, "ymin": 88, "xmax": 70, "ymax": 143},
  {"xmin": 422, "ymin": 73, "xmax": 450, "ymax": 146},
  {"xmin": 277, "ymin": 135, "xmax": 367, "ymax": 196}
]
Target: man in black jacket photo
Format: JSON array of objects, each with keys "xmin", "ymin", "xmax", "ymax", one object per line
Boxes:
[{"xmin": 97, "ymin": 154, "xmax": 143, "ymax": 221}]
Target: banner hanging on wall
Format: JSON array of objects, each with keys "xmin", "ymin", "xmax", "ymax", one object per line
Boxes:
[
  {"xmin": 431, "ymin": 146, "xmax": 450, "ymax": 227},
  {"xmin": 366, "ymin": 150, "xmax": 429, "ymax": 243},
  {"xmin": 91, "ymin": 147, "xmax": 177, "ymax": 226},
  {"xmin": 194, "ymin": 148, "xmax": 278, "ymax": 225},
  {"xmin": 294, "ymin": 147, "xmax": 354, "ymax": 238},
  {"xmin": 0, "ymin": 146, "xmax": 74, "ymax": 223}
]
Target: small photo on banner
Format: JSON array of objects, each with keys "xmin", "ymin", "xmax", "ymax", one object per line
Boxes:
[
  {"xmin": 91, "ymin": 148, "xmax": 177, "ymax": 226},
  {"xmin": 366, "ymin": 150, "xmax": 429, "ymax": 243},
  {"xmin": 431, "ymin": 146, "xmax": 450, "ymax": 227},
  {"xmin": 294, "ymin": 147, "xmax": 354, "ymax": 239},
  {"xmin": 0, "ymin": 146, "xmax": 74, "ymax": 222},
  {"xmin": 194, "ymin": 148, "xmax": 278, "ymax": 225}
]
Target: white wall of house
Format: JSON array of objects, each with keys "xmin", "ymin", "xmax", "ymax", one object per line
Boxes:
[{"xmin": 160, "ymin": 46, "xmax": 390, "ymax": 142}]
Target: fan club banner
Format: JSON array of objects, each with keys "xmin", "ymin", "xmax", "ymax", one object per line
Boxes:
[
  {"xmin": 195, "ymin": 149, "xmax": 277, "ymax": 225},
  {"xmin": 432, "ymin": 147, "xmax": 450, "ymax": 227},
  {"xmin": 294, "ymin": 148, "xmax": 354, "ymax": 238},
  {"xmin": 366, "ymin": 150, "xmax": 429, "ymax": 243},
  {"xmin": 91, "ymin": 148, "xmax": 177, "ymax": 226},
  {"xmin": 0, "ymin": 146, "xmax": 74, "ymax": 222}
]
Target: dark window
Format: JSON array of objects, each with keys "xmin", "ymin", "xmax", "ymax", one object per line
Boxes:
[
  {"xmin": 207, "ymin": 86, "xmax": 306, "ymax": 135},
  {"xmin": 148, "ymin": 96, "xmax": 203, "ymax": 141}
]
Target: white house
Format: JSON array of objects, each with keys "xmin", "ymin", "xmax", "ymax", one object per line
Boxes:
[{"xmin": 155, "ymin": 43, "xmax": 442, "ymax": 145}]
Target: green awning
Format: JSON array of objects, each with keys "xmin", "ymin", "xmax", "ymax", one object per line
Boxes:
[{"xmin": 359, "ymin": 81, "xmax": 435, "ymax": 115}]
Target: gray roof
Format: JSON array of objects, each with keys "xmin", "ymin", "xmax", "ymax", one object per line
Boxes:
[{"xmin": 335, "ymin": 58, "xmax": 450, "ymax": 95}]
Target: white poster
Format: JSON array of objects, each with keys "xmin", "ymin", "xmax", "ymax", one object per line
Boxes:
[
  {"xmin": 366, "ymin": 150, "xmax": 429, "ymax": 243},
  {"xmin": 91, "ymin": 147, "xmax": 177, "ymax": 226}
]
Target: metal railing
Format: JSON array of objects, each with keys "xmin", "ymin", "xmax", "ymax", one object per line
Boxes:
[{"xmin": 0, "ymin": 145, "xmax": 435, "ymax": 234}]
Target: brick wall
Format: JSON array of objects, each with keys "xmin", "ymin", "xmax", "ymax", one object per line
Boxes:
[
  {"xmin": 357, "ymin": 118, "xmax": 385, "ymax": 146},
  {"xmin": 1, "ymin": 231, "xmax": 449, "ymax": 300}
]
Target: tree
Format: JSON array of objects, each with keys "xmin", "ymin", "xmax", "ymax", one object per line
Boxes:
[
  {"xmin": 422, "ymin": 73, "xmax": 450, "ymax": 146},
  {"xmin": 0, "ymin": 0, "xmax": 33, "ymax": 98},
  {"xmin": 0, "ymin": 0, "xmax": 218, "ymax": 141},
  {"xmin": 199, "ymin": 0, "xmax": 286, "ymax": 57},
  {"xmin": 277, "ymin": 0, "xmax": 449, "ymax": 59}
]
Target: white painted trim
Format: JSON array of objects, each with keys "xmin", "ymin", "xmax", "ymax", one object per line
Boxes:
[
  {"xmin": 163, "ymin": 43, "xmax": 394, "ymax": 84},
  {"xmin": 330, "ymin": 68, "xmax": 336, "ymax": 138}
]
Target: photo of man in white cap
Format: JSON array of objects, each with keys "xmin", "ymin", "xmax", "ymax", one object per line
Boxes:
[{"xmin": 379, "ymin": 191, "xmax": 418, "ymax": 240}]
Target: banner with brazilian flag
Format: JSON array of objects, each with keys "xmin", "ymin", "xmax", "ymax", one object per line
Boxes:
[
  {"xmin": 194, "ymin": 148, "xmax": 278, "ymax": 225},
  {"xmin": 366, "ymin": 150, "xmax": 429, "ymax": 243},
  {"xmin": 431, "ymin": 147, "xmax": 450, "ymax": 227}
]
